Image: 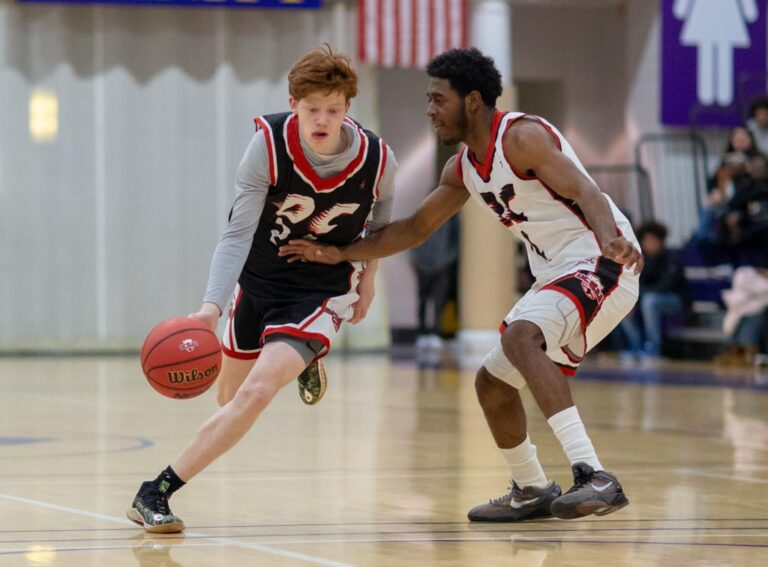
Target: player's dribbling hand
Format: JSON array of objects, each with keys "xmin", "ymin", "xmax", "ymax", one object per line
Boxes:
[
  {"xmin": 602, "ymin": 236, "xmax": 644, "ymax": 274},
  {"xmin": 189, "ymin": 302, "xmax": 220, "ymax": 332},
  {"xmin": 278, "ymin": 240, "xmax": 343, "ymax": 265}
]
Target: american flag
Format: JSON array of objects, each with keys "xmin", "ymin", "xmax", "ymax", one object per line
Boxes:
[{"xmin": 358, "ymin": 0, "xmax": 468, "ymax": 69}]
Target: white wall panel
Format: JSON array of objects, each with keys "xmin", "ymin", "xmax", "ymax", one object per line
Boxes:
[{"xmin": 0, "ymin": 1, "xmax": 353, "ymax": 350}]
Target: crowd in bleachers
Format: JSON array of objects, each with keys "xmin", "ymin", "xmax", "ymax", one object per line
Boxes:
[{"xmin": 627, "ymin": 97, "xmax": 768, "ymax": 366}]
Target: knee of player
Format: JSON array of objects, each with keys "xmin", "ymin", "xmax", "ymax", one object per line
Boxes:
[
  {"xmin": 474, "ymin": 367, "xmax": 495, "ymax": 400},
  {"xmin": 500, "ymin": 321, "xmax": 544, "ymax": 363},
  {"xmin": 475, "ymin": 367, "xmax": 508, "ymax": 405},
  {"xmin": 232, "ymin": 382, "xmax": 273, "ymax": 414}
]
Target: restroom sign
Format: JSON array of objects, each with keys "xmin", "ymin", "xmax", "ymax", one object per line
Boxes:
[{"xmin": 662, "ymin": 0, "xmax": 766, "ymax": 126}]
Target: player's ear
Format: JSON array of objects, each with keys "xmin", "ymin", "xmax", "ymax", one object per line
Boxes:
[
  {"xmin": 289, "ymin": 96, "xmax": 299, "ymax": 113},
  {"xmin": 466, "ymin": 91, "xmax": 482, "ymax": 112}
]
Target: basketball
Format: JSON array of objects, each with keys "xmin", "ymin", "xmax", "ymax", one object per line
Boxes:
[{"xmin": 140, "ymin": 316, "xmax": 222, "ymax": 399}]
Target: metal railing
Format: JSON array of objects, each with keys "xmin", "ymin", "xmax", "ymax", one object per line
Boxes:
[
  {"xmin": 586, "ymin": 163, "xmax": 654, "ymax": 225},
  {"xmin": 633, "ymin": 131, "xmax": 710, "ymax": 246}
]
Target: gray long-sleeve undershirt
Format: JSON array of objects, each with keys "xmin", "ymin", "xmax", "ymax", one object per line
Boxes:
[{"xmin": 203, "ymin": 121, "xmax": 397, "ymax": 313}]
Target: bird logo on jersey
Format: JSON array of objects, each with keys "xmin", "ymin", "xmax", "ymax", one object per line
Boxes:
[
  {"xmin": 480, "ymin": 184, "xmax": 528, "ymax": 227},
  {"xmin": 575, "ymin": 272, "xmax": 605, "ymax": 304}
]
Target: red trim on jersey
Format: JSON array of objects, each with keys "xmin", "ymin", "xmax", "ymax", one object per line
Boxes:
[
  {"xmin": 227, "ymin": 287, "xmax": 244, "ymax": 353},
  {"xmin": 555, "ymin": 362, "xmax": 578, "ymax": 377},
  {"xmin": 501, "ymin": 114, "xmax": 562, "ymax": 180},
  {"xmin": 456, "ymin": 147, "xmax": 466, "ymax": 179},
  {"xmin": 254, "ymin": 117, "xmax": 277, "ymax": 186},
  {"xmin": 374, "ymin": 140, "xmax": 388, "ymax": 200},
  {"xmin": 561, "ymin": 346, "xmax": 582, "ymax": 364},
  {"xmin": 300, "ymin": 298, "xmax": 329, "ymax": 330},
  {"xmin": 501, "ymin": 114, "xmax": 601, "ymax": 250},
  {"xmin": 467, "ymin": 111, "xmax": 506, "ymax": 182},
  {"xmin": 222, "ymin": 344, "xmax": 261, "ymax": 360},
  {"xmin": 285, "ymin": 114, "xmax": 368, "ymax": 192},
  {"xmin": 541, "ymin": 283, "xmax": 587, "ymax": 335},
  {"xmin": 498, "ymin": 320, "xmax": 509, "ymax": 334},
  {"xmin": 540, "ymin": 178, "xmax": 601, "ymax": 249}
]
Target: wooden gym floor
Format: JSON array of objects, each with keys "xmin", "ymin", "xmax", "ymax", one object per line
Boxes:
[{"xmin": 0, "ymin": 351, "xmax": 767, "ymax": 566}]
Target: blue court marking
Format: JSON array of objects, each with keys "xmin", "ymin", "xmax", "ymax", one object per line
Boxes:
[
  {"xmin": 576, "ymin": 366, "xmax": 768, "ymax": 391},
  {"xmin": 0, "ymin": 435, "xmax": 153, "ymax": 460},
  {"xmin": 0, "ymin": 437, "xmax": 56, "ymax": 446}
]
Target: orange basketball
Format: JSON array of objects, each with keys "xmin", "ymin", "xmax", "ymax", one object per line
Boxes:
[{"xmin": 140, "ymin": 316, "xmax": 222, "ymax": 399}]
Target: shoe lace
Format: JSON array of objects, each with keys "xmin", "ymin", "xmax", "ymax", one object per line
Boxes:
[
  {"xmin": 490, "ymin": 482, "xmax": 522, "ymax": 505},
  {"xmin": 145, "ymin": 491, "xmax": 171, "ymax": 515},
  {"xmin": 567, "ymin": 468, "xmax": 596, "ymax": 494}
]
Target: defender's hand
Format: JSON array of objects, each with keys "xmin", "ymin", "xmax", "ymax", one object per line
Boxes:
[
  {"xmin": 349, "ymin": 277, "xmax": 375, "ymax": 324},
  {"xmin": 602, "ymin": 236, "xmax": 643, "ymax": 275},
  {"xmin": 278, "ymin": 240, "xmax": 343, "ymax": 265}
]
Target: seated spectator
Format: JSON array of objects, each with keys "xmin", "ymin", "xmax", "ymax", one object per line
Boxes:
[
  {"xmin": 716, "ymin": 154, "xmax": 768, "ymax": 269},
  {"xmin": 721, "ymin": 125, "xmax": 761, "ymax": 170},
  {"xmin": 715, "ymin": 267, "xmax": 768, "ymax": 366},
  {"xmin": 621, "ymin": 221, "xmax": 687, "ymax": 356},
  {"xmin": 746, "ymin": 96, "xmax": 768, "ymax": 155}
]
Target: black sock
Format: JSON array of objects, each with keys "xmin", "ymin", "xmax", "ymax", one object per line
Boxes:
[{"xmin": 150, "ymin": 466, "xmax": 186, "ymax": 496}]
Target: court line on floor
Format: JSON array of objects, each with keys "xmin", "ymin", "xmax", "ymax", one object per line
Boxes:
[
  {"xmin": 4, "ymin": 525, "xmax": 768, "ymax": 546},
  {"xmin": 1, "ymin": 533, "xmax": 767, "ymax": 555},
  {"xmin": 0, "ymin": 492, "xmax": 355, "ymax": 567},
  {"xmin": 2, "ymin": 516, "xmax": 768, "ymax": 534},
  {"xmin": 677, "ymin": 469, "xmax": 768, "ymax": 485}
]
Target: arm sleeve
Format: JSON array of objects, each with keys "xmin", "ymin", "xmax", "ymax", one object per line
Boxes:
[
  {"xmin": 202, "ymin": 131, "xmax": 271, "ymax": 313},
  {"xmin": 367, "ymin": 145, "xmax": 398, "ymax": 233}
]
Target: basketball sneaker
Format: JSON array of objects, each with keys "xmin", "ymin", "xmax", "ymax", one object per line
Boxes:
[
  {"xmin": 297, "ymin": 359, "xmax": 327, "ymax": 405},
  {"xmin": 550, "ymin": 462, "xmax": 629, "ymax": 519},
  {"xmin": 126, "ymin": 481, "xmax": 185, "ymax": 533},
  {"xmin": 468, "ymin": 480, "xmax": 561, "ymax": 522}
]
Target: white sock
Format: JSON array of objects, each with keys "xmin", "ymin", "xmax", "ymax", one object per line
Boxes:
[
  {"xmin": 547, "ymin": 406, "xmax": 603, "ymax": 471},
  {"xmin": 500, "ymin": 435, "xmax": 549, "ymax": 488}
]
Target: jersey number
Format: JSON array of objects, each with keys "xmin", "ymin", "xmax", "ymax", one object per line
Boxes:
[{"xmin": 270, "ymin": 194, "xmax": 361, "ymax": 245}]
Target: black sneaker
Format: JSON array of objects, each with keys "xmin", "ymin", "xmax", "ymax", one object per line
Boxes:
[
  {"xmin": 550, "ymin": 462, "xmax": 629, "ymax": 519},
  {"xmin": 468, "ymin": 480, "xmax": 561, "ymax": 522},
  {"xmin": 126, "ymin": 481, "xmax": 185, "ymax": 533},
  {"xmin": 297, "ymin": 360, "xmax": 327, "ymax": 405}
]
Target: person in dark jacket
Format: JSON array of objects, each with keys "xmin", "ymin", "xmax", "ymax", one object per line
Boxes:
[
  {"xmin": 621, "ymin": 221, "xmax": 687, "ymax": 356},
  {"xmin": 410, "ymin": 213, "xmax": 459, "ymax": 348}
]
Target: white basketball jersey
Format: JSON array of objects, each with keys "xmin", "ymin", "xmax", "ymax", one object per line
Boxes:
[{"xmin": 458, "ymin": 112, "xmax": 638, "ymax": 284}]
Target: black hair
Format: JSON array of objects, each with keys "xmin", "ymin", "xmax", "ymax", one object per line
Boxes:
[
  {"xmin": 724, "ymin": 125, "xmax": 759, "ymax": 157},
  {"xmin": 636, "ymin": 221, "xmax": 668, "ymax": 242},
  {"xmin": 749, "ymin": 96, "xmax": 768, "ymax": 118},
  {"xmin": 426, "ymin": 48, "xmax": 503, "ymax": 107}
]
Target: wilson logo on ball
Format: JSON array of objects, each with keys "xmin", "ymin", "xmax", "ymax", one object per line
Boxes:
[
  {"xmin": 178, "ymin": 338, "xmax": 199, "ymax": 352},
  {"xmin": 167, "ymin": 364, "xmax": 219, "ymax": 384}
]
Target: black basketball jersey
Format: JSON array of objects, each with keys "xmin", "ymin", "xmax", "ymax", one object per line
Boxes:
[{"xmin": 238, "ymin": 112, "xmax": 387, "ymax": 301}]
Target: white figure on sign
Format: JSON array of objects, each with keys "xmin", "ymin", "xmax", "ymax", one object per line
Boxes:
[{"xmin": 674, "ymin": 0, "xmax": 759, "ymax": 106}]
